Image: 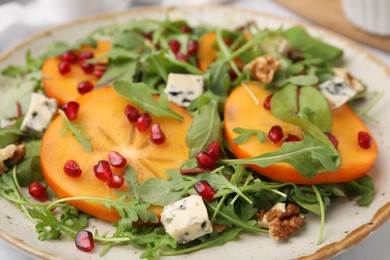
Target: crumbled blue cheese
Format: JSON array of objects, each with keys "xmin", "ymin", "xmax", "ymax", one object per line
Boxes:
[
  {"xmin": 164, "ymin": 73, "xmax": 204, "ymax": 107},
  {"xmin": 160, "ymin": 195, "xmax": 213, "ymax": 244},
  {"xmin": 318, "ymin": 68, "xmax": 365, "ymax": 109},
  {"xmin": 20, "ymin": 93, "xmax": 58, "ymax": 137}
]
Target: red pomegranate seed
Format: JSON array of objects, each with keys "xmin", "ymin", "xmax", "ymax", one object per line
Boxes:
[
  {"xmin": 77, "ymin": 80, "xmax": 94, "ymax": 94},
  {"xmin": 75, "ymin": 230, "xmax": 94, "ymax": 252},
  {"xmin": 108, "ymin": 174, "xmax": 124, "ymax": 188},
  {"xmin": 194, "ymin": 180, "xmax": 216, "ymax": 201},
  {"xmin": 180, "ymin": 25, "xmax": 193, "ymax": 33},
  {"xmin": 284, "ymin": 134, "xmax": 301, "ymax": 142},
  {"xmin": 196, "ymin": 151, "xmax": 215, "ymax": 169},
  {"xmin": 63, "ymin": 160, "xmax": 82, "ymax": 177},
  {"xmin": 124, "ymin": 104, "xmax": 139, "ymax": 123},
  {"xmin": 78, "ymin": 50, "xmax": 94, "ymax": 60},
  {"xmin": 60, "ymin": 51, "xmax": 77, "ymax": 63},
  {"xmin": 268, "ymin": 126, "xmax": 283, "ymax": 143},
  {"xmin": 136, "ymin": 113, "xmax": 152, "ymax": 132},
  {"xmin": 93, "ymin": 160, "xmax": 113, "ymax": 181},
  {"xmin": 93, "ymin": 69, "xmax": 105, "ymax": 78},
  {"xmin": 264, "ymin": 94, "xmax": 273, "ymax": 110},
  {"xmin": 79, "ymin": 60, "xmax": 94, "ymax": 74},
  {"xmin": 108, "ymin": 151, "xmax": 127, "ymax": 168},
  {"xmin": 206, "ymin": 141, "xmax": 220, "ymax": 160},
  {"xmin": 358, "ymin": 131, "xmax": 372, "ymax": 149},
  {"xmin": 229, "ymin": 69, "xmax": 238, "ymax": 82},
  {"xmin": 169, "ymin": 39, "xmax": 181, "ymax": 54},
  {"xmin": 150, "ymin": 123, "xmax": 166, "ymax": 144},
  {"xmin": 58, "ymin": 61, "xmax": 71, "ymax": 75},
  {"xmin": 176, "ymin": 52, "xmax": 189, "ymax": 62},
  {"xmin": 28, "ymin": 182, "xmax": 47, "ymax": 202},
  {"xmin": 187, "ymin": 40, "xmax": 199, "ymax": 56},
  {"xmin": 62, "ymin": 101, "xmax": 79, "ymax": 120},
  {"xmin": 324, "ymin": 132, "xmax": 339, "ymax": 149}
]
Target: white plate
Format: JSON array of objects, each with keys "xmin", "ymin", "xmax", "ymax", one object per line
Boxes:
[{"xmin": 0, "ymin": 5, "xmax": 389, "ymax": 260}]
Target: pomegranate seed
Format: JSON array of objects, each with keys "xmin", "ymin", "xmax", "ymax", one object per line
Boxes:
[
  {"xmin": 108, "ymin": 174, "xmax": 124, "ymax": 188},
  {"xmin": 180, "ymin": 25, "xmax": 192, "ymax": 33},
  {"xmin": 93, "ymin": 69, "xmax": 105, "ymax": 78},
  {"xmin": 124, "ymin": 104, "xmax": 139, "ymax": 123},
  {"xmin": 196, "ymin": 151, "xmax": 215, "ymax": 169},
  {"xmin": 324, "ymin": 132, "xmax": 339, "ymax": 149},
  {"xmin": 58, "ymin": 61, "xmax": 71, "ymax": 75},
  {"xmin": 79, "ymin": 60, "xmax": 94, "ymax": 74},
  {"xmin": 264, "ymin": 94, "xmax": 273, "ymax": 110},
  {"xmin": 206, "ymin": 141, "xmax": 220, "ymax": 160},
  {"xmin": 78, "ymin": 50, "xmax": 94, "ymax": 60},
  {"xmin": 108, "ymin": 151, "xmax": 127, "ymax": 168},
  {"xmin": 187, "ymin": 40, "xmax": 199, "ymax": 56},
  {"xmin": 284, "ymin": 134, "xmax": 301, "ymax": 142},
  {"xmin": 28, "ymin": 182, "xmax": 47, "ymax": 202},
  {"xmin": 168, "ymin": 39, "xmax": 181, "ymax": 54},
  {"xmin": 150, "ymin": 123, "xmax": 166, "ymax": 144},
  {"xmin": 229, "ymin": 69, "xmax": 238, "ymax": 82},
  {"xmin": 268, "ymin": 126, "xmax": 283, "ymax": 143},
  {"xmin": 62, "ymin": 101, "xmax": 79, "ymax": 120},
  {"xmin": 63, "ymin": 160, "xmax": 82, "ymax": 177},
  {"xmin": 75, "ymin": 230, "xmax": 94, "ymax": 252},
  {"xmin": 176, "ymin": 52, "xmax": 189, "ymax": 62},
  {"xmin": 77, "ymin": 80, "xmax": 94, "ymax": 94},
  {"xmin": 136, "ymin": 113, "xmax": 152, "ymax": 132},
  {"xmin": 60, "ymin": 51, "xmax": 77, "ymax": 63},
  {"xmin": 194, "ymin": 180, "xmax": 216, "ymax": 201},
  {"xmin": 358, "ymin": 131, "xmax": 372, "ymax": 149},
  {"xmin": 93, "ymin": 160, "xmax": 112, "ymax": 181}
]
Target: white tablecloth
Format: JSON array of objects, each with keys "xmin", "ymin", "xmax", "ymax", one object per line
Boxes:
[{"xmin": 0, "ymin": 0, "xmax": 389, "ymax": 259}]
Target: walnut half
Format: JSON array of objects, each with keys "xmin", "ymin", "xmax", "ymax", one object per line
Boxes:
[
  {"xmin": 246, "ymin": 54, "xmax": 281, "ymax": 85},
  {"xmin": 257, "ymin": 203, "xmax": 304, "ymax": 240},
  {"xmin": 0, "ymin": 144, "xmax": 26, "ymax": 174}
]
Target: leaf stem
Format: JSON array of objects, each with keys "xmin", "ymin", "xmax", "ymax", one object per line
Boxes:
[{"xmin": 312, "ymin": 185, "xmax": 325, "ymax": 245}]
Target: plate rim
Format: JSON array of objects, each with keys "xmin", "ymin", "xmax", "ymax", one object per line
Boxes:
[{"xmin": 0, "ymin": 4, "xmax": 389, "ymax": 260}]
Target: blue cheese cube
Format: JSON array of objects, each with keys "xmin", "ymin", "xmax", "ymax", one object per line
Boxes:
[
  {"xmin": 161, "ymin": 195, "xmax": 213, "ymax": 244},
  {"xmin": 164, "ymin": 73, "xmax": 204, "ymax": 107},
  {"xmin": 318, "ymin": 76, "xmax": 358, "ymax": 109},
  {"xmin": 20, "ymin": 93, "xmax": 58, "ymax": 137}
]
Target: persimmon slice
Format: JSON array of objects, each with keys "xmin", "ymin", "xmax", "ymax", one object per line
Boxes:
[
  {"xmin": 224, "ymin": 83, "xmax": 378, "ymax": 184},
  {"xmin": 41, "ymin": 40, "xmax": 111, "ymax": 106},
  {"xmin": 41, "ymin": 87, "xmax": 192, "ymax": 222}
]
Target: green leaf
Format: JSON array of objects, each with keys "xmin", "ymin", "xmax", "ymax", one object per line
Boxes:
[
  {"xmin": 342, "ymin": 175, "xmax": 374, "ymax": 206},
  {"xmin": 282, "ymin": 26, "xmax": 343, "ymax": 61},
  {"xmin": 287, "ymin": 75, "xmax": 319, "ymax": 85},
  {"xmin": 205, "ymin": 60, "xmax": 231, "ymax": 97},
  {"xmin": 59, "ymin": 110, "xmax": 92, "ymax": 152},
  {"xmin": 271, "ymin": 84, "xmax": 332, "ymax": 132},
  {"xmin": 233, "ymin": 127, "xmax": 265, "ymax": 144},
  {"xmin": 0, "ymin": 118, "xmax": 24, "ymax": 147},
  {"xmin": 185, "ymin": 100, "xmax": 221, "ymax": 158},
  {"xmin": 113, "ymin": 80, "xmax": 183, "ymax": 121},
  {"xmin": 223, "ymin": 133, "xmax": 339, "ymax": 178}
]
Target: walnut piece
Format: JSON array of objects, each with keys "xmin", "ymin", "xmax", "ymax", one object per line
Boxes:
[
  {"xmin": 257, "ymin": 203, "xmax": 304, "ymax": 240},
  {"xmin": 246, "ymin": 54, "xmax": 281, "ymax": 85},
  {"xmin": 0, "ymin": 144, "xmax": 26, "ymax": 174}
]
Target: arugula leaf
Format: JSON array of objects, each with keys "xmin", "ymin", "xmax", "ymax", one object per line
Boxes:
[
  {"xmin": 287, "ymin": 75, "xmax": 319, "ymax": 85},
  {"xmin": 113, "ymin": 80, "xmax": 183, "ymax": 121},
  {"xmin": 59, "ymin": 110, "xmax": 92, "ymax": 152},
  {"xmin": 0, "ymin": 118, "xmax": 24, "ymax": 147},
  {"xmin": 223, "ymin": 133, "xmax": 339, "ymax": 178},
  {"xmin": 186, "ymin": 100, "xmax": 221, "ymax": 158},
  {"xmin": 204, "ymin": 60, "xmax": 231, "ymax": 97},
  {"xmin": 271, "ymin": 84, "xmax": 332, "ymax": 132},
  {"xmin": 341, "ymin": 175, "xmax": 374, "ymax": 206},
  {"xmin": 282, "ymin": 26, "xmax": 343, "ymax": 61},
  {"xmin": 233, "ymin": 127, "xmax": 265, "ymax": 144}
]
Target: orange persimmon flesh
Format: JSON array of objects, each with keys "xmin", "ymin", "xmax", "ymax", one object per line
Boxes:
[
  {"xmin": 224, "ymin": 83, "xmax": 378, "ymax": 184},
  {"xmin": 41, "ymin": 87, "xmax": 192, "ymax": 222},
  {"xmin": 41, "ymin": 40, "xmax": 111, "ymax": 106}
]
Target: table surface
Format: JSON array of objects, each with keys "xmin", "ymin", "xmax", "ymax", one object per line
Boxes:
[{"xmin": 0, "ymin": 0, "xmax": 389, "ymax": 259}]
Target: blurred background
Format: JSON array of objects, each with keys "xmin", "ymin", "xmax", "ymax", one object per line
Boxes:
[{"xmin": 0, "ymin": 0, "xmax": 388, "ymax": 259}]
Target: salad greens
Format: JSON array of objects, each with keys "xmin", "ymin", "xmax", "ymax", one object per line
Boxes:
[{"xmin": 0, "ymin": 15, "xmax": 378, "ymax": 259}]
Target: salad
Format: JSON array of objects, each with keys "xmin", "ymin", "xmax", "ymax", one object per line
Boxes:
[{"xmin": 0, "ymin": 14, "xmax": 381, "ymax": 259}]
